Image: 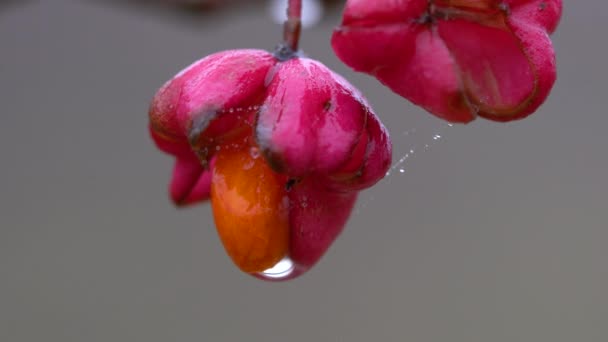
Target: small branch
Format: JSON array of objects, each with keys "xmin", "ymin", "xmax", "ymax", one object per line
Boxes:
[{"xmin": 283, "ymin": 0, "xmax": 302, "ymax": 52}]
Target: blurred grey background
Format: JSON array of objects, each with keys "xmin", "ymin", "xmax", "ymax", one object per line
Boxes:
[{"xmin": 1, "ymin": 1, "xmax": 606, "ymax": 341}]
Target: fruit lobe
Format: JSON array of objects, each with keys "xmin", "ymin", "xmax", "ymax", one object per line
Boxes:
[
  {"xmin": 149, "ymin": 49, "xmax": 393, "ymax": 279},
  {"xmin": 332, "ymin": 0, "xmax": 563, "ymax": 123},
  {"xmin": 288, "ymin": 179, "xmax": 358, "ymax": 268},
  {"xmin": 210, "ymin": 142, "xmax": 289, "ymax": 273}
]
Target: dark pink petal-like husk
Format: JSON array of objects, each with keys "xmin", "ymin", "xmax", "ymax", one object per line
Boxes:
[
  {"xmin": 177, "ymin": 50, "xmax": 275, "ymax": 155},
  {"xmin": 332, "ymin": 0, "xmax": 425, "ymax": 74},
  {"xmin": 482, "ymin": 15, "xmax": 556, "ymax": 122},
  {"xmin": 150, "ymin": 49, "xmax": 275, "ymax": 159},
  {"xmin": 149, "ymin": 52, "xmax": 227, "ymax": 155},
  {"xmin": 288, "ymin": 179, "xmax": 358, "ymax": 269},
  {"xmin": 506, "ymin": 0, "xmax": 562, "ymax": 33},
  {"xmin": 149, "ymin": 124, "xmax": 192, "ymax": 158},
  {"xmin": 327, "ymin": 108, "xmax": 392, "ymax": 192},
  {"xmin": 169, "ymin": 154, "xmax": 212, "ymax": 206},
  {"xmin": 332, "ymin": 0, "xmax": 561, "ymax": 123},
  {"xmin": 341, "ymin": 0, "xmax": 426, "ymax": 27},
  {"xmin": 437, "ymin": 19, "xmax": 536, "ymax": 119},
  {"xmin": 256, "ymin": 58, "xmax": 366, "ymax": 177},
  {"xmin": 375, "ymin": 29, "xmax": 475, "ymax": 123},
  {"xmin": 332, "ymin": 24, "xmax": 412, "ymax": 74},
  {"xmin": 177, "ymin": 49, "xmax": 275, "ymax": 133}
]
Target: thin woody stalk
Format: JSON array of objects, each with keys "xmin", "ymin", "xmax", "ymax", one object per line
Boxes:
[{"xmin": 283, "ymin": 0, "xmax": 302, "ymax": 52}]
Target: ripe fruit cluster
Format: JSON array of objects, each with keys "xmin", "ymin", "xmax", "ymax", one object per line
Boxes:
[{"xmin": 149, "ymin": 0, "xmax": 562, "ymax": 280}]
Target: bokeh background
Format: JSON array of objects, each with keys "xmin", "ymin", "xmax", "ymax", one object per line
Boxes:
[{"xmin": 1, "ymin": 1, "xmax": 606, "ymax": 341}]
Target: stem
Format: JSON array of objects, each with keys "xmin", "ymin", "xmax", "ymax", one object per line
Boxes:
[{"xmin": 283, "ymin": 0, "xmax": 302, "ymax": 52}]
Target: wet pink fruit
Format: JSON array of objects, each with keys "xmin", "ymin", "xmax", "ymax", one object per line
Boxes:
[
  {"xmin": 149, "ymin": 49, "xmax": 392, "ymax": 279},
  {"xmin": 332, "ymin": 0, "xmax": 562, "ymax": 123}
]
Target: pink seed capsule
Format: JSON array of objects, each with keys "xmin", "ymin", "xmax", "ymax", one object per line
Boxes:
[
  {"xmin": 332, "ymin": 0, "xmax": 562, "ymax": 123},
  {"xmin": 149, "ymin": 49, "xmax": 392, "ymax": 280}
]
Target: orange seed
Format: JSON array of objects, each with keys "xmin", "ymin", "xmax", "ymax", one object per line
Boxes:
[{"xmin": 210, "ymin": 143, "xmax": 289, "ymax": 273}]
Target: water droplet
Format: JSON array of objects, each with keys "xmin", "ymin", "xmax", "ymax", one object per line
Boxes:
[
  {"xmin": 243, "ymin": 160, "xmax": 254, "ymax": 170},
  {"xmin": 255, "ymin": 256, "xmax": 297, "ymax": 281},
  {"xmin": 228, "ymin": 108, "xmax": 234, "ymax": 113},
  {"xmin": 249, "ymin": 147, "xmax": 260, "ymax": 159},
  {"xmin": 399, "ymin": 168, "xmax": 405, "ymax": 173},
  {"xmin": 433, "ymin": 134, "xmax": 441, "ymax": 140},
  {"xmin": 300, "ymin": 195, "xmax": 308, "ymax": 208},
  {"xmin": 215, "ymin": 146, "xmax": 221, "ymax": 151}
]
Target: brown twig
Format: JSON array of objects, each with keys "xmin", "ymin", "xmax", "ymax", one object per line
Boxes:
[{"xmin": 283, "ymin": 0, "xmax": 302, "ymax": 52}]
